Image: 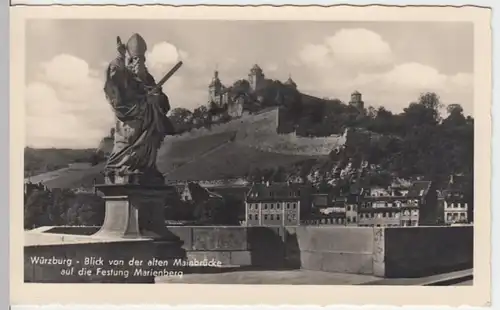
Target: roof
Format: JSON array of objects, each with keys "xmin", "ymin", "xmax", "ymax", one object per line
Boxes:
[
  {"xmin": 311, "ymin": 193, "xmax": 330, "ymax": 208},
  {"xmin": 250, "ymin": 64, "xmax": 263, "ymax": 73},
  {"xmin": 284, "ymin": 77, "xmax": 297, "ymax": 87},
  {"xmin": 246, "ymin": 182, "xmax": 306, "ymax": 201},
  {"xmin": 407, "ymin": 181, "xmax": 432, "ymax": 197},
  {"xmin": 185, "ymin": 182, "xmax": 223, "ymax": 202}
]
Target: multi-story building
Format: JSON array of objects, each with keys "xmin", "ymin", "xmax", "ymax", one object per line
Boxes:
[
  {"xmin": 245, "ymin": 182, "xmax": 312, "ymax": 227},
  {"xmin": 442, "ymin": 175, "xmax": 471, "ymax": 225},
  {"xmin": 358, "ymin": 181, "xmax": 438, "ymax": 227},
  {"xmin": 304, "ymin": 193, "xmax": 346, "ymax": 225}
]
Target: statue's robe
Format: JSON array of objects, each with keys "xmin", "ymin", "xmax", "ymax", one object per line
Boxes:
[{"xmin": 103, "ymin": 58, "xmax": 175, "ymax": 174}]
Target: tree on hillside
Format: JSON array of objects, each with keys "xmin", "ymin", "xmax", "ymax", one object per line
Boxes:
[
  {"xmin": 443, "ymin": 104, "xmax": 467, "ymax": 128},
  {"xmin": 192, "ymin": 105, "xmax": 210, "ymax": 129},
  {"xmin": 402, "ymin": 92, "xmax": 443, "ymax": 130},
  {"xmin": 65, "ymin": 193, "xmax": 105, "ymax": 226},
  {"xmin": 24, "ymin": 189, "xmax": 52, "ymax": 229},
  {"xmin": 49, "ymin": 188, "xmax": 75, "ymax": 225},
  {"xmin": 169, "ymin": 108, "xmax": 194, "ymax": 134}
]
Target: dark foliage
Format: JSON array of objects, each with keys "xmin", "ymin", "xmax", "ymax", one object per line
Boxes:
[{"xmin": 24, "ymin": 187, "xmax": 104, "ymax": 229}]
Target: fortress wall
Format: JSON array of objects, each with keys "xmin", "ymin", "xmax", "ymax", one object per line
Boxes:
[{"xmin": 166, "ymin": 107, "xmax": 345, "ymax": 156}]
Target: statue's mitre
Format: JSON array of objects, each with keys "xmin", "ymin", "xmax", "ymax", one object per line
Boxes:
[{"xmin": 126, "ymin": 33, "xmax": 147, "ymax": 57}]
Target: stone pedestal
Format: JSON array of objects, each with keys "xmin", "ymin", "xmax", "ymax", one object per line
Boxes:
[{"xmin": 93, "ymin": 183, "xmax": 180, "ymax": 242}]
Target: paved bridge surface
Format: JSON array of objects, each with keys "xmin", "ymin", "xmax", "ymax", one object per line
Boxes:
[{"xmin": 156, "ymin": 269, "xmax": 473, "ymax": 286}]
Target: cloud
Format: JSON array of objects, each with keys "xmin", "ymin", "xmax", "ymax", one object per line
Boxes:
[
  {"xmin": 25, "ymin": 54, "xmax": 114, "ymax": 149},
  {"xmin": 296, "ymin": 28, "xmax": 394, "ymax": 72},
  {"xmin": 292, "ymin": 28, "xmax": 473, "ymax": 116},
  {"xmin": 350, "ymin": 62, "xmax": 473, "ymax": 113},
  {"xmin": 146, "ymin": 41, "xmax": 188, "ymax": 79}
]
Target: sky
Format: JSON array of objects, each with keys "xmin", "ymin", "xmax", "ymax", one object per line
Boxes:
[{"xmin": 25, "ymin": 19, "xmax": 474, "ymax": 149}]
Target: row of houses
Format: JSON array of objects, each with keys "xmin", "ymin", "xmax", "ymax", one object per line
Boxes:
[{"xmin": 241, "ymin": 175, "xmax": 472, "ymax": 227}]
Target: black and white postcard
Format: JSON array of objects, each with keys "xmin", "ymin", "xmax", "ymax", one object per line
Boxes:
[{"xmin": 10, "ymin": 4, "xmax": 491, "ymax": 306}]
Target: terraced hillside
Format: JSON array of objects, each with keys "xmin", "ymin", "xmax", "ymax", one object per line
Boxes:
[
  {"xmin": 162, "ymin": 142, "xmax": 322, "ymax": 182},
  {"xmin": 158, "ymin": 131, "xmax": 237, "ymax": 174},
  {"xmin": 27, "ymin": 163, "xmax": 105, "ymax": 189},
  {"xmin": 166, "ymin": 107, "xmax": 346, "ymax": 156}
]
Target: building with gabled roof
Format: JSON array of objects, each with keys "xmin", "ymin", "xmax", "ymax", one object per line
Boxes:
[
  {"xmin": 441, "ymin": 174, "xmax": 472, "ymax": 225},
  {"xmin": 244, "ymin": 181, "xmax": 313, "ymax": 227},
  {"xmin": 357, "ymin": 180, "xmax": 439, "ymax": 227}
]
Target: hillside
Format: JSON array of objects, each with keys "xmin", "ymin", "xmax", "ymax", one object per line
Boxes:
[
  {"xmin": 166, "ymin": 108, "xmax": 346, "ymax": 156},
  {"xmin": 162, "ymin": 142, "xmax": 323, "ymax": 182},
  {"xmin": 26, "ymin": 108, "xmax": 335, "ymax": 188},
  {"xmin": 24, "ymin": 147, "xmax": 96, "ymax": 178}
]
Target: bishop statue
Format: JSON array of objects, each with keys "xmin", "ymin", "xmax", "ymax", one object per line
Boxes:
[{"xmin": 103, "ymin": 33, "xmax": 177, "ymax": 184}]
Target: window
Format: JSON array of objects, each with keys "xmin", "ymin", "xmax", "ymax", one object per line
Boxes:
[
  {"xmin": 276, "ymin": 214, "xmax": 280, "ymax": 221},
  {"xmin": 292, "ymin": 203, "xmax": 297, "ymax": 209},
  {"xmin": 248, "ymin": 214, "xmax": 252, "ymax": 220},
  {"xmin": 270, "ymin": 214, "xmax": 274, "ymax": 220},
  {"xmin": 270, "ymin": 203, "xmax": 274, "ymax": 209},
  {"xmin": 287, "ymin": 203, "xmax": 290, "ymax": 209},
  {"xmin": 352, "ymin": 216, "xmax": 357, "ymax": 222},
  {"xmin": 255, "ymin": 215, "xmax": 259, "ymax": 220},
  {"xmin": 347, "ymin": 217, "xmax": 351, "ymax": 223},
  {"xmin": 297, "ymin": 190, "xmax": 301, "ymax": 196},
  {"xmin": 264, "ymin": 204, "xmax": 268, "ymax": 209},
  {"xmin": 276, "ymin": 204, "xmax": 281, "ymax": 210},
  {"xmin": 264, "ymin": 215, "xmax": 268, "ymax": 220}
]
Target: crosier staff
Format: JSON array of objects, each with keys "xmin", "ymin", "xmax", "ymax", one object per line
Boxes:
[{"xmin": 117, "ymin": 35, "xmax": 183, "ymax": 98}]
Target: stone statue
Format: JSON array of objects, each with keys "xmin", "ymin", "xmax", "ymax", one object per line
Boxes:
[
  {"xmin": 94, "ymin": 33, "xmax": 185, "ymax": 243},
  {"xmin": 103, "ymin": 33, "xmax": 177, "ymax": 185}
]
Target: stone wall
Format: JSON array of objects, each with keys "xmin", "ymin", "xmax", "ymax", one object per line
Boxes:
[
  {"xmin": 167, "ymin": 226, "xmax": 296, "ymax": 269},
  {"xmin": 24, "ymin": 236, "xmax": 186, "ymax": 283},
  {"xmin": 293, "ymin": 226, "xmax": 375, "ymax": 274},
  {"xmin": 375, "ymin": 226, "xmax": 473, "ymax": 278},
  {"xmin": 166, "ymin": 225, "xmax": 472, "ymax": 277},
  {"xmin": 30, "ymin": 225, "xmax": 473, "ymax": 280}
]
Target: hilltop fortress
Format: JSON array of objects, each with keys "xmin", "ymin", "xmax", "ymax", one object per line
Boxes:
[
  {"xmin": 207, "ymin": 64, "xmax": 365, "ymax": 120},
  {"xmin": 96, "ymin": 64, "xmax": 367, "ymax": 161}
]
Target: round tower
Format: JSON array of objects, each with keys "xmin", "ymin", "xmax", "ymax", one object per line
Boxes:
[{"xmin": 349, "ymin": 90, "xmax": 365, "ymax": 112}]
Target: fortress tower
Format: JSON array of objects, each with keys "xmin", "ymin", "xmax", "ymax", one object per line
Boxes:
[
  {"xmin": 248, "ymin": 64, "xmax": 265, "ymax": 92},
  {"xmin": 284, "ymin": 74, "xmax": 297, "ymax": 89},
  {"xmin": 349, "ymin": 90, "xmax": 365, "ymax": 113},
  {"xmin": 208, "ymin": 70, "xmax": 225, "ymax": 106}
]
